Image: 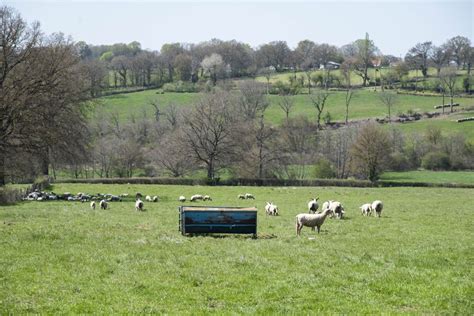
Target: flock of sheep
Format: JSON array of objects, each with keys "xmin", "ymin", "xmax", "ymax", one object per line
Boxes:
[
  {"xmin": 296, "ymin": 198, "xmax": 383, "ymax": 236},
  {"xmin": 24, "ymin": 189, "xmax": 383, "ymax": 237}
]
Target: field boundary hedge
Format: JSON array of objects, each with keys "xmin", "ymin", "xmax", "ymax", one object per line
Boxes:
[{"xmin": 52, "ymin": 177, "xmax": 474, "ymax": 189}]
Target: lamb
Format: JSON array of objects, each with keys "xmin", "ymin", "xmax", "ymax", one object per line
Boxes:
[
  {"xmin": 238, "ymin": 194, "xmax": 245, "ymax": 199},
  {"xmin": 295, "ymin": 208, "xmax": 333, "ymax": 236},
  {"xmin": 99, "ymin": 199, "xmax": 108, "ymax": 210},
  {"xmin": 308, "ymin": 197, "xmax": 319, "ymax": 214},
  {"xmin": 135, "ymin": 199, "xmax": 144, "ymax": 211},
  {"xmin": 178, "ymin": 196, "xmax": 186, "ymax": 202},
  {"xmin": 371, "ymin": 200, "xmax": 383, "ymax": 217},
  {"xmin": 203, "ymin": 195, "xmax": 212, "ymax": 201},
  {"xmin": 145, "ymin": 195, "xmax": 152, "ymax": 202},
  {"xmin": 265, "ymin": 202, "xmax": 279, "ymax": 216},
  {"xmin": 90, "ymin": 201, "xmax": 96, "ymax": 210},
  {"xmin": 359, "ymin": 203, "xmax": 372, "ymax": 216},
  {"xmin": 190, "ymin": 194, "xmax": 203, "ymax": 202},
  {"xmin": 152, "ymin": 196, "xmax": 159, "ymax": 202},
  {"xmin": 245, "ymin": 193, "xmax": 255, "ymax": 200}
]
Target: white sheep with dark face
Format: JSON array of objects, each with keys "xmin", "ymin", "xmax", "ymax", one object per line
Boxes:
[
  {"xmin": 99, "ymin": 199, "xmax": 108, "ymax": 210},
  {"xmin": 308, "ymin": 197, "xmax": 319, "ymax": 214},
  {"xmin": 135, "ymin": 199, "xmax": 144, "ymax": 211}
]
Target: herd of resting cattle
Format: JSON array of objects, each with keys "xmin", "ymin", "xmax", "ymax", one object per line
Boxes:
[{"xmin": 24, "ymin": 190, "xmax": 383, "ymax": 236}]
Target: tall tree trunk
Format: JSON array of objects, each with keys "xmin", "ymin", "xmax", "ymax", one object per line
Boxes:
[
  {"xmin": 0, "ymin": 149, "xmax": 5, "ymax": 186},
  {"xmin": 40, "ymin": 147, "xmax": 49, "ymax": 177}
]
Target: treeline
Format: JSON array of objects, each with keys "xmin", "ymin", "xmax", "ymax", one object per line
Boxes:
[
  {"xmin": 76, "ymin": 32, "xmax": 473, "ymax": 96},
  {"xmin": 1, "ymin": 6, "xmax": 473, "ymax": 188},
  {"xmin": 6, "ymin": 83, "xmax": 473, "ymax": 184}
]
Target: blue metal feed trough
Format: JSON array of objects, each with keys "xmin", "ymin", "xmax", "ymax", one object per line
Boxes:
[{"xmin": 179, "ymin": 206, "xmax": 257, "ymax": 236}]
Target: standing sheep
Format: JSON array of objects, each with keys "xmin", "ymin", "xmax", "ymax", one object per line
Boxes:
[
  {"xmin": 145, "ymin": 195, "xmax": 152, "ymax": 202},
  {"xmin": 371, "ymin": 200, "xmax": 383, "ymax": 217},
  {"xmin": 295, "ymin": 208, "xmax": 333, "ymax": 236},
  {"xmin": 308, "ymin": 198, "xmax": 319, "ymax": 214},
  {"xmin": 99, "ymin": 200, "xmax": 108, "ymax": 210},
  {"xmin": 152, "ymin": 196, "xmax": 159, "ymax": 202},
  {"xmin": 203, "ymin": 195, "xmax": 212, "ymax": 201},
  {"xmin": 359, "ymin": 203, "xmax": 372, "ymax": 216},
  {"xmin": 238, "ymin": 194, "xmax": 245, "ymax": 200},
  {"xmin": 178, "ymin": 196, "xmax": 186, "ymax": 202},
  {"xmin": 323, "ymin": 200, "xmax": 345, "ymax": 219},
  {"xmin": 135, "ymin": 199, "xmax": 144, "ymax": 211},
  {"xmin": 90, "ymin": 201, "xmax": 96, "ymax": 210}
]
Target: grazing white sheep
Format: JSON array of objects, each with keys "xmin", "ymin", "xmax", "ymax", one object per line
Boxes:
[
  {"xmin": 99, "ymin": 199, "xmax": 108, "ymax": 210},
  {"xmin": 308, "ymin": 197, "xmax": 319, "ymax": 214},
  {"xmin": 265, "ymin": 202, "xmax": 279, "ymax": 216},
  {"xmin": 371, "ymin": 200, "xmax": 383, "ymax": 217},
  {"xmin": 152, "ymin": 196, "xmax": 159, "ymax": 202},
  {"xmin": 135, "ymin": 199, "xmax": 144, "ymax": 211},
  {"xmin": 323, "ymin": 200, "xmax": 345, "ymax": 219},
  {"xmin": 90, "ymin": 201, "xmax": 96, "ymax": 210},
  {"xmin": 203, "ymin": 195, "xmax": 212, "ymax": 201},
  {"xmin": 145, "ymin": 195, "xmax": 152, "ymax": 202},
  {"xmin": 178, "ymin": 196, "xmax": 186, "ymax": 202},
  {"xmin": 296, "ymin": 208, "xmax": 333, "ymax": 236},
  {"xmin": 190, "ymin": 194, "xmax": 203, "ymax": 202},
  {"xmin": 359, "ymin": 203, "xmax": 372, "ymax": 216},
  {"xmin": 238, "ymin": 194, "xmax": 245, "ymax": 199},
  {"xmin": 245, "ymin": 193, "xmax": 255, "ymax": 200}
]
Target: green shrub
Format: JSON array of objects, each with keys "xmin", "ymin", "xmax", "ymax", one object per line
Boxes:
[
  {"xmin": 0, "ymin": 187, "xmax": 24, "ymax": 204},
  {"xmin": 389, "ymin": 151, "xmax": 411, "ymax": 171},
  {"xmin": 421, "ymin": 151, "xmax": 450, "ymax": 170},
  {"xmin": 313, "ymin": 159, "xmax": 336, "ymax": 179}
]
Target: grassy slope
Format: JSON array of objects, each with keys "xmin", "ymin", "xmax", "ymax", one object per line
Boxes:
[
  {"xmin": 1, "ymin": 184, "xmax": 473, "ymax": 313},
  {"xmin": 380, "ymin": 170, "xmax": 474, "ymax": 184},
  {"xmin": 98, "ymin": 88, "xmax": 474, "ymax": 123}
]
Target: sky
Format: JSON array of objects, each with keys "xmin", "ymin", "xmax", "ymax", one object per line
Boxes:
[{"xmin": 4, "ymin": 0, "xmax": 473, "ymax": 57}]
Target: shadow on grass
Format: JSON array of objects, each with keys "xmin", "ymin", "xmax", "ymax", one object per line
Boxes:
[{"xmin": 184, "ymin": 233, "xmax": 277, "ymax": 240}]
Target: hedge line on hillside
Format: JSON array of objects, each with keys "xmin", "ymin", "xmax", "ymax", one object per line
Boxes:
[{"xmin": 52, "ymin": 177, "xmax": 474, "ymax": 189}]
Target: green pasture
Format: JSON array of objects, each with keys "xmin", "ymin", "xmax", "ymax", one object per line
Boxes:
[
  {"xmin": 1, "ymin": 184, "xmax": 472, "ymax": 313},
  {"xmin": 96, "ymin": 88, "xmax": 474, "ymax": 125},
  {"xmin": 393, "ymin": 110, "xmax": 474, "ymax": 141},
  {"xmin": 380, "ymin": 170, "xmax": 474, "ymax": 185}
]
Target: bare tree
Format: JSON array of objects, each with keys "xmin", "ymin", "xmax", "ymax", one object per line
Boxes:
[
  {"xmin": 378, "ymin": 91, "xmax": 398, "ymax": 122},
  {"xmin": 350, "ymin": 122, "xmax": 391, "ymax": 182},
  {"xmin": 149, "ymin": 131, "xmax": 194, "ymax": 177},
  {"xmin": 278, "ymin": 94, "xmax": 295, "ymax": 123},
  {"xmin": 0, "ymin": 6, "xmax": 41, "ymax": 185},
  {"xmin": 237, "ymin": 80, "xmax": 268, "ymax": 120},
  {"xmin": 439, "ymin": 67, "xmax": 458, "ymax": 112},
  {"xmin": 183, "ymin": 90, "xmax": 238, "ymax": 180},
  {"xmin": 405, "ymin": 42, "xmax": 433, "ymax": 78},
  {"xmin": 341, "ymin": 60, "xmax": 355, "ymax": 124},
  {"xmin": 309, "ymin": 90, "xmax": 330, "ymax": 129},
  {"xmin": 164, "ymin": 103, "xmax": 180, "ymax": 128}
]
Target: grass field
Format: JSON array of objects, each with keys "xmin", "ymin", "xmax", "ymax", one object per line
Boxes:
[
  {"xmin": 97, "ymin": 88, "xmax": 474, "ymax": 124},
  {"xmin": 1, "ymin": 184, "xmax": 473, "ymax": 313},
  {"xmin": 380, "ymin": 170, "xmax": 474, "ymax": 185}
]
